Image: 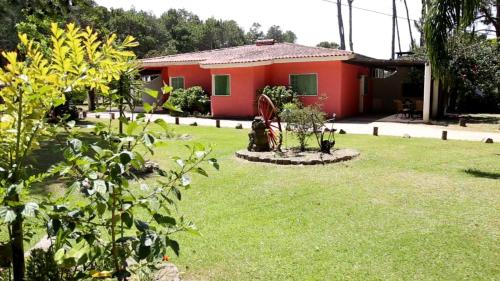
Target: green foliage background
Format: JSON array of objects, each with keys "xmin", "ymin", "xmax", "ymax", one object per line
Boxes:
[{"xmin": 0, "ymin": 0, "xmax": 298, "ymax": 59}]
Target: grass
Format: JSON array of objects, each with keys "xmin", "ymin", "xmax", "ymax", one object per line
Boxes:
[
  {"xmin": 146, "ymin": 124, "xmax": 499, "ymax": 281},
  {"xmin": 12, "ymin": 120, "xmax": 500, "ymax": 280}
]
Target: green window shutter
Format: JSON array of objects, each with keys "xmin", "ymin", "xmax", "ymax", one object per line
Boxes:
[
  {"xmin": 214, "ymin": 75, "xmax": 230, "ymax": 96},
  {"xmin": 290, "ymin": 74, "xmax": 317, "ymax": 96},
  {"xmin": 171, "ymin": 77, "xmax": 184, "ymax": 90}
]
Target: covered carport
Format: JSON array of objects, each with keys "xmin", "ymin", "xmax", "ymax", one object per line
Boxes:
[{"xmin": 346, "ymin": 56, "xmax": 439, "ymax": 123}]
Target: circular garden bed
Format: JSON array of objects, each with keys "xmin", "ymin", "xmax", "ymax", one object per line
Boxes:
[{"xmin": 235, "ymin": 148, "xmax": 360, "ymax": 165}]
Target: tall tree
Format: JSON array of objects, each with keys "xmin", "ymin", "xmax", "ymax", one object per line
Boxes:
[
  {"xmin": 220, "ymin": 20, "xmax": 246, "ymax": 47},
  {"xmin": 479, "ymin": 0, "xmax": 500, "ymax": 38},
  {"xmin": 347, "ymin": 0, "xmax": 354, "ymax": 51},
  {"xmin": 246, "ymin": 22, "xmax": 264, "ymax": 43},
  {"xmin": 283, "ymin": 30, "xmax": 298, "ymax": 43},
  {"xmin": 391, "ymin": 0, "xmax": 397, "ymax": 59},
  {"xmin": 317, "ymin": 41, "xmax": 340, "ymax": 48},
  {"xmin": 336, "ymin": 0, "xmax": 346, "ymax": 50},
  {"xmin": 402, "ymin": 0, "xmax": 415, "ymax": 48},
  {"xmin": 424, "ymin": 0, "xmax": 485, "ymax": 77},
  {"xmin": 265, "ymin": 25, "xmax": 296, "ymax": 43}
]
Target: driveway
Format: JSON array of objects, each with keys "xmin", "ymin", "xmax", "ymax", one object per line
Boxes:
[{"xmin": 86, "ymin": 112, "xmax": 500, "ymax": 142}]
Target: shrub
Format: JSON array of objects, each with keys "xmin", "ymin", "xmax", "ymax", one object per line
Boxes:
[
  {"xmin": 280, "ymin": 105, "xmax": 326, "ymax": 151},
  {"xmin": 259, "ymin": 86, "xmax": 300, "ymax": 112},
  {"xmin": 26, "ymin": 249, "xmax": 62, "ymax": 281},
  {"xmin": 168, "ymin": 86, "xmax": 210, "ymax": 114}
]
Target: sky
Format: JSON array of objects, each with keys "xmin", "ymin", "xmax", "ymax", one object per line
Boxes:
[{"xmin": 95, "ymin": 0, "xmax": 423, "ymax": 59}]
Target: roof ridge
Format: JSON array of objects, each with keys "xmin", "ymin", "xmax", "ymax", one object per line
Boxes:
[
  {"xmin": 141, "ymin": 44, "xmax": 258, "ymax": 61},
  {"xmin": 282, "ymin": 42, "xmax": 354, "ymax": 54}
]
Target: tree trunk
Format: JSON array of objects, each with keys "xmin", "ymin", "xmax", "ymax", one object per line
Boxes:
[
  {"xmin": 88, "ymin": 89, "xmax": 96, "ymax": 112},
  {"xmin": 392, "ymin": 0, "xmax": 396, "ymax": 58},
  {"xmin": 348, "ymin": 0, "xmax": 354, "ymax": 51},
  {"xmin": 495, "ymin": 0, "xmax": 500, "ymax": 39},
  {"xmin": 420, "ymin": 0, "xmax": 427, "ymax": 46},
  {"xmin": 396, "ymin": 10, "xmax": 402, "ymax": 54},
  {"xmin": 403, "ymin": 0, "xmax": 415, "ymax": 48},
  {"xmin": 11, "ymin": 208, "xmax": 25, "ymax": 281},
  {"xmin": 337, "ymin": 0, "xmax": 346, "ymax": 50}
]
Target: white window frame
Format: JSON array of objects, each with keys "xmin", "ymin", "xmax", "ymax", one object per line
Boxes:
[
  {"xmin": 169, "ymin": 76, "xmax": 185, "ymax": 90},
  {"xmin": 212, "ymin": 74, "xmax": 231, "ymax": 96},
  {"xmin": 288, "ymin": 73, "xmax": 319, "ymax": 96}
]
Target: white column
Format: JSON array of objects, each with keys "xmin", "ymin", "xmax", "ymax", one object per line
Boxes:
[
  {"xmin": 423, "ymin": 63, "xmax": 432, "ymax": 122},
  {"xmin": 432, "ymin": 79, "xmax": 439, "ymax": 118}
]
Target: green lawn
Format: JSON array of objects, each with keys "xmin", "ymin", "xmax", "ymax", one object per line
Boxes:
[
  {"xmin": 21, "ymin": 122, "xmax": 500, "ymax": 280},
  {"xmin": 141, "ymin": 125, "xmax": 499, "ymax": 281}
]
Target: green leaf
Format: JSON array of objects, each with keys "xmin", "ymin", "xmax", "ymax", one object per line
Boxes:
[
  {"xmin": 154, "ymin": 118, "xmax": 170, "ymax": 131},
  {"xmin": 175, "ymin": 158, "xmax": 185, "ymax": 168},
  {"xmin": 54, "ymin": 248, "xmax": 65, "ymax": 264},
  {"xmin": 143, "ymin": 102, "xmax": 153, "ymax": 113},
  {"xmin": 153, "ymin": 213, "xmax": 176, "ymax": 226},
  {"xmin": 194, "ymin": 167, "xmax": 208, "ymax": 177},
  {"xmin": 90, "ymin": 145, "xmax": 102, "ymax": 156},
  {"xmin": 181, "ymin": 175, "xmax": 191, "ymax": 186},
  {"xmin": 119, "ymin": 151, "xmax": 134, "ymax": 165},
  {"xmin": 69, "ymin": 138, "xmax": 82, "ymax": 152},
  {"xmin": 142, "ymin": 133, "xmax": 155, "ymax": 147},
  {"xmin": 134, "ymin": 219, "xmax": 149, "ymax": 232},
  {"xmin": 208, "ymin": 158, "xmax": 220, "ymax": 170},
  {"xmin": 67, "ymin": 120, "xmax": 76, "ymax": 128},
  {"xmin": 162, "ymin": 101, "xmax": 182, "ymax": 113},
  {"xmin": 122, "ymin": 212, "xmax": 133, "ymax": 228},
  {"xmin": 21, "ymin": 202, "xmax": 39, "ymax": 218},
  {"xmin": 145, "ymin": 89, "xmax": 158, "ymax": 99},
  {"xmin": 66, "ymin": 239, "xmax": 90, "ymax": 264},
  {"xmin": 96, "ymin": 202, "xmax": 106, "ymax": 216},
  {"xmin": 162, "ymin": 85, "xmax": 173, "ymax": 94},
  {"xmin": 126, "ymin": 121, "xmax": 138, "ymax": 135},
  {"xmin": 0, "ymin": 207, "xmax": 16, "ymax": 223},
  {"xmin": 93, "ymin": 180, "xmax": 107, "ymax": 194},
  {"xmin": 167, "ymin": 239, "xmax": 180, "ymax": 256}
]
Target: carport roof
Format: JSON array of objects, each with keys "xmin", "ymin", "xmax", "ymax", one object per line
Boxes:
[{"xmin": 346, "ymin": 55, "xmax": 426, "ymax": 67}]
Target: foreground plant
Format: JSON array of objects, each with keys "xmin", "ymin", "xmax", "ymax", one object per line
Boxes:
[
  {"xmin": 44, "ymin": 84, "xmax": 218, "ymax": 280},
  {"xmin": 0, "ymin": 23, "xmax": 137, "ymax": 280}
]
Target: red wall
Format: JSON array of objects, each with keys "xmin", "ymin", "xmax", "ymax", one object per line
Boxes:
[
  {"xmin": 210, "ymin": 66, "xmax": 270, "ymax": 118},
  {"xmin": 166, "ymin": 65, "xmax": 211, "ymax": 93},
  {"xmin": 269, "ymin": 61, "xmax": 342, "ymax": 118},
  {"xmin": 147, "ymin": 61, "xmax": 370, "ymax": 119},
  {"xmin": 339, "ymin": 63, "xmax": 371, "ymax": 117}
]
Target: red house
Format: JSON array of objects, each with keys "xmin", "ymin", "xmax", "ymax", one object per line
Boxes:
[{"xmin": 141, "ymin": 39, "xmax": 374, "ymax": 119}]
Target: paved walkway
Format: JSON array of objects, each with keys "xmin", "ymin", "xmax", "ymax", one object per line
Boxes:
[{"xmin": 86, "ymin": 112, "xmax": 500, "ymax": 142}]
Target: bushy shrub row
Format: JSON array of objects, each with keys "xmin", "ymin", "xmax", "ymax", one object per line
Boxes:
[{"xmin": 168, "ymin": 86, "xmax": 210, "ymax": 115}]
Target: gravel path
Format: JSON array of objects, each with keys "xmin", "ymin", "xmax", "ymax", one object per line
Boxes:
[{"xmin": 87, "ymin": 112, "xmax": 500, "ymax": 142}]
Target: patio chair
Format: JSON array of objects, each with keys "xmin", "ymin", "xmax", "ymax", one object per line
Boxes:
[
  {"xmin": 393, "ymin": 99, "xmax": 409, "ymax": 118},
  {"xmin": 414, "ymin": 100, "xmax": 423, "ymax": 117}
]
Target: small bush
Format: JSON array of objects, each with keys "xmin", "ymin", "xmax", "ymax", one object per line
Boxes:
[
  {"xmin": 168, "ymin": 86, "xmax": 210, "ymax": 115},
  {"xmin": 26, "ymin": 249, "xmax": 62, "ymax": 281},
  {"xmin": 259, "ymin": 86, "xmax": 300, "ymax": 112},
  {"xmin": 280, "ymin": 105, "xmax": 326, "ymax": 151}
]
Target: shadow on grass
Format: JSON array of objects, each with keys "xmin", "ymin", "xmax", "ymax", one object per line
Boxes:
[
  {"xmin": 463, "ymin": 169, "xmax": 500, "ymax": 180},
  {"xmin": 28, "ymin": 129, "xmax": 102, "ymax": 196}
]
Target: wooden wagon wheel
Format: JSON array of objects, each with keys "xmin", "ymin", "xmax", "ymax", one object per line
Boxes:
[{"xmin": 257, "ymin": 94, "xmax": 282, "ymax": 150}]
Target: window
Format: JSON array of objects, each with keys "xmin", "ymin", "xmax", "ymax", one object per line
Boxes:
[
  {"xmin": 290, "ymin": 74, "xmax": 318, "ymax": 96},
  {"xmin": 170, "ymin": 77, "xmax": 184, "ymax": 90},
  {"xmin": 141, "ymin": 74, "xmax": 159, "ymax": 82},
  {"xmin": 213, "ymin": 75, "xmax": 230, "ymax": 96}
]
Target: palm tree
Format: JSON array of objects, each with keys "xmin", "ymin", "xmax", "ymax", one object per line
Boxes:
[
  {"xmin": 348, "ymin": 0, "xmax": 354, "ymax": 51},
  {"xmin": 424, "ymin": 0, "xmax": 484, "ymax": 77},
  {"xmin": 391, "ymin": 0, "xmax": 396, "ymax": 58},
  {"xmin": 402, "ymin": 0, "xmax": 415, "ymax": 48},
  {"xmin": 336, "ymin": 0, "xmax": 346, "ymax": 50}
]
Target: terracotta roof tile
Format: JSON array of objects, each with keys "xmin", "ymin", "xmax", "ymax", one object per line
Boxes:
[{"xmin": 141, "ymin": 43, "xmax": 353, "ymax": 67}]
